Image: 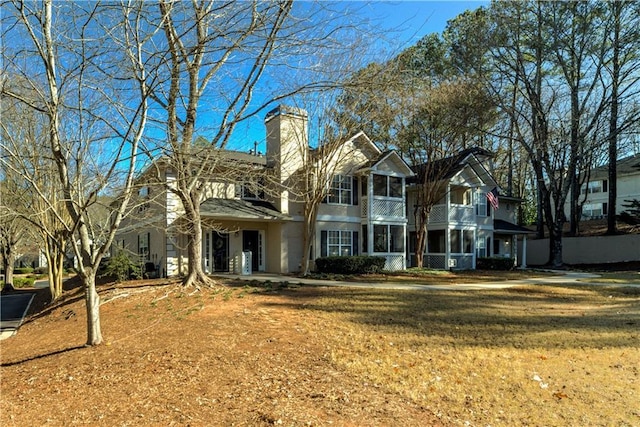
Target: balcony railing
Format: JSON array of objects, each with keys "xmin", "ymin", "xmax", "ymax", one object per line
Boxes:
[
  {"xmin": 428, "ymin": 204, "xmax": 475, "ymax": 224},
  {"xmin": 361, "ymin": 197, "xmax": 405, "ymax": 219}
]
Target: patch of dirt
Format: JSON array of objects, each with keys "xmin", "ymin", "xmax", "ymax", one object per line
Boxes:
[{"xmin": 1, "ymin": 281, "xmax": 441, "ymax": 426}]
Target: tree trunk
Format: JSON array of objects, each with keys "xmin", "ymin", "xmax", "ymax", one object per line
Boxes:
[
  {"xmin": 82, "ymin": 269, "xmax": 103, "ymax": 346},
  {"xmin": 607, "ymin": 1, "xmax": 621, "ymax": 235},
  {"xmin": 181, "ymin": 199, "xmax": 210, "ymax": 287},
  {"xmin": 44, "ymin": 235, "xmax": 66, "ymax": 301},
  {"xmin": 300, "ymin": 205, "xmax": 319, "ymax": 276},
  {"xmin": 547, "ymin": 220, "xmax": 564, "ymax": 268},
  {"xmin": 3, "ymin": 252, "xmax": 15, "ymax": 288}
]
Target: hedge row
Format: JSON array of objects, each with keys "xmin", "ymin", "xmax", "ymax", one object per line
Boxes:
[
  {"xmin": 476, "ymin": 257, "xmax": 515, "ymax": 270},
  {"xmin": 315, "ymin": 256, "xmax": 386, "ymax": 274}
]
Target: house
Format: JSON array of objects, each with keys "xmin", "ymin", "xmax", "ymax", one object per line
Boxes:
[
  {"xmin": 115, "ymin": 105, "xmax": 413, "ymax": 276},
  {"xmin": 115, "ymin": 106, "xmax": 530, "ymax": 276},
  {"xmin": 565, "ymin": 153, "xmax": 640, "ymax": 220},
  {"xmin": 406, "ymin": 149, "xmax": 532, "ymax": 269}
]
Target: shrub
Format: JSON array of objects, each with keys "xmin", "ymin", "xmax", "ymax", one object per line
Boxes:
[
  {"xmin": 14, "ymin": 267, "xmax": 34, "ymax": 275},
  {"xmin": 477, "ymin": 257, "xmax": 515, "ymax": 270},
  {"xmin": 34, "ymin": 266, "xmax": 48, "ymax": 275},
  {"xmin": 100, "ymin": 252, "xmax": 141, "ymax": 282},
  {"xmin": 315, "ymin": 256, "xmax": 386, "ymax": 274},
  {"xmin": 1, "ymin": 277, "xmax": 36, "ymax": 288}
]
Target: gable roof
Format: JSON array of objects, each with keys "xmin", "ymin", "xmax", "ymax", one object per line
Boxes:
[
  {"xmin": 409, "ymin": 147, "xmax": 495, "ymax": 186},
  {"xmin": 589, "ymin": 153, "xmax": 640, "ymax": 179},
  {"xmin": 357, "ymin": 150, "xmax": 414, "ymax": 176},
  {"xmin": 494, "ymin": 219, "xmax": 535, "ymax": 235}
]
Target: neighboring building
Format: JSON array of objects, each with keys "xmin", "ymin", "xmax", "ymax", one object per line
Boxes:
[
  {"xmin": 406, "ymin": 149, "xmax": 532, "ymax": 269},
  {"xmin": 566, "ymin": 154, "xmax": 640, "ymax": 220},
  {"xmin": 116, "ymin": 106, "xmax": 530, "ymax": 276}
]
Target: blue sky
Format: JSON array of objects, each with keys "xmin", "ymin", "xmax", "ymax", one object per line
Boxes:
[{"xmin": 229, "ymin": 1, "xmax": 488, "ymax": 152}]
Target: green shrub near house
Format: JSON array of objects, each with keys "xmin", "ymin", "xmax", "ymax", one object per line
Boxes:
[
  {"xmin": 476, "ymin": 257, "xmax": 515, "ymax": 270},
  {"xmin": 315, "ymin": 256, "xmax": 386, "ymax": 274},
  {"xmin": 14, "ymin": 267, "xmax": 34, "ymax": 275},
  {"xmin": 100, "ymin": 251, "xmax": 141, "ymax": 282}
]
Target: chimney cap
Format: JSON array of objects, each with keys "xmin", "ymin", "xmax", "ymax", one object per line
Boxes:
[{"xmin": 265, "ymin": 105, "xmax": 308, "ymax": 122}]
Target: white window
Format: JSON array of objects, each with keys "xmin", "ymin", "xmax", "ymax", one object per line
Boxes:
[
  {"xmin": 373, "ymin": 224, "xmax": 404, "ymax": 253},
  {"xmin": 327, "ymin": 175, "xmax": 353, "ymax": 205},
  {"xmin": 476, "ymin": 235, "xmax": 486, "ymax": 258},
  {"xmin": 327, "ymin": 230, "xmax": 353, "ymax": 256},
  {"xmin": 582, "ymin": 180, "xmax": 608, "ymax": 194},
  {"xmin": 138, "ymin": 233, "xmax": 150, "ymax": 261},
  {"xmin": 476, "ymin": 189, "xmax": 488, "ymax": 217},
  {"xmin": 582, "ymin": 203, "xmax": 607, "ymax": 218},
  {"xmin": 373, "ymin": 174, "xmax": 403, "ymax": 198}
]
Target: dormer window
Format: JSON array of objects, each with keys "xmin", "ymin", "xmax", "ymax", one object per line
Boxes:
[{"xmin": 236, "ymin": 179, "xmax": 265, "ymax": 200}]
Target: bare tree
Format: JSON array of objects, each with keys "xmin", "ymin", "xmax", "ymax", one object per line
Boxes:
[
  {"xmin": 0, "ymin": 95, "xmax": 71, "ymax": 300},
  {"xmin": 1, "ymin": 1, "xmax": 149, "ymax": 345}
]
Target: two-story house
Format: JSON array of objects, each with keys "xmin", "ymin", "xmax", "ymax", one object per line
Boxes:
[
  {"xmin": 564, "ymin": 153, "xmax": 640, "ymax": 220},
  {"xmin": 116, "ymin": 105, "xmax": 413, "ymax": 276},
  {"xmin": 406, "ymin": 149, "xmax": 531, "ymax": 270},
  {"xmin": 116, "ymin": 105, "xmax": 534, "ymax": 276}
]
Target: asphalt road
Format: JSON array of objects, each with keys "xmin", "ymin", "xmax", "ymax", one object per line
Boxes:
[{"xmin": 0, "ymin": 292, "xmax": 35, "ymax": 340}]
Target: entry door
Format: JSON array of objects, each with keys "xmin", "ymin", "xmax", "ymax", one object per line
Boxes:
[
  {"xmin": 213, "ymin": 232, "xmax": 229, "ymax": 272},
  {"xmin": 242, "ymin": 230, "xmax": 260, "ymax": 272}
]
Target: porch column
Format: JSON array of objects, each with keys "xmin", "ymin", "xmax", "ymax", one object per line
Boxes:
[
  {"xmin": 520, "ymin": 235, "xmax": 528, "ymax": 269},
  {"xmin": 513, "ymin": 235, "xmax": 518, "ymax": 268}
]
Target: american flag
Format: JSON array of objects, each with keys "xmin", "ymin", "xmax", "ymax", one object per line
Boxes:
[{"xmin": 487, "ymin": 187, "xmax": 499, "ymax": 210}]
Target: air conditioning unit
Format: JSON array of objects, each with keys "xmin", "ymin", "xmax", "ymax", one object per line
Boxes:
[{"xmin": 448, "ymin": 258, "xmax": 457, "ymax": 268}]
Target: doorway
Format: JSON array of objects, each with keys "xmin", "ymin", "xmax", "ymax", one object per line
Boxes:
[{"xmin": 242, "ymin": 230, "xmax": 260, "ymax": 272}]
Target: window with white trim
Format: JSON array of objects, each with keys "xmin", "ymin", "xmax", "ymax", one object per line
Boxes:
[
  {"xmin": 373, "ymin": 174, "xmax": 403, "ymax": 198},
  {"xmin": 138, "ymin": 233, "xmax": 150, "ymax": 261},
  {"xmin": 581, "ymin": 180, "xmax": 608, "ymax": 194},
  {"xmin": 476, "ymin": 235, "xmax": 486, "ymax": 258},
  {"xmin": 327, "ymin": 175, "xmax": 353, "ymax": 205},
  {"xmin": 373, "ymin": 224, "xmax": 404, "ymax": 253},
  {"xmin": 476, "ymin": 189, "xmax": 488, "ymax": 217},
  {"xmin": 320, "ymin": 230, "xmax": 359, "ymax": 257}
]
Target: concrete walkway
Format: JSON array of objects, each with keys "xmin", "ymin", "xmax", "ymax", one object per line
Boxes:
[{"xmin": 215, "ymin": 271, "xmax": 640, "ymax": 291}]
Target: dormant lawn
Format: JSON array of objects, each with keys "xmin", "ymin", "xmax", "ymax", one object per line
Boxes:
[{"xmin": 1, "ymin": 270, "xmax": 638, "ymax": 426}]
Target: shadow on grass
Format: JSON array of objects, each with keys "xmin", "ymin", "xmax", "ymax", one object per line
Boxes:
[
  {"xmin": 262, "ymin": 285, "xmax": 640, "ymax": 349},
  {"xmin": 1, "ymin": 345, "xmax": 86, "ymax": 367}
]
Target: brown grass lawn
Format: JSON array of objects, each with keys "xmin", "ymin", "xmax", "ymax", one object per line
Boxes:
[{"xmin": 1, "ymin": 275, "xmax": 639, "ymax": 426}]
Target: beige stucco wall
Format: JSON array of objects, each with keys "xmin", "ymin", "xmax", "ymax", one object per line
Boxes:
[{"xmin": 526, "ymin": 234, "xmax": 640, "ymax": 265}]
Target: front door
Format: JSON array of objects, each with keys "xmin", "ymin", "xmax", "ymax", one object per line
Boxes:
[
  {"xmin": 242, "ymin": 230, "xmax": 260, "ymax": 272},
  {"xmin": 213, "ymin": 232, "xmax": 229, "ymax": 272}
]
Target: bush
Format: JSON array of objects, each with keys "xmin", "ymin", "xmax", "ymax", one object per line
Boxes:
[
  {"xmin": 100, "ymin": 252, "xmax": 141, "ymax": 282},
  {"xmin": 1, "ymin": 277, "xmax": 36, "ymax": 289},
  {"xmin": 14, "ymin": 267, "xmax": 34, "ymax": 275},
  {"xmin": 315, "ymin": 256, "xmax": 386, "ymax": 274},
  {"xmin": 477, "ymin": 257, "xmax": 515, "ymax": 270},
  {"xmin": 34, "ymin": 266, "xmax": 48, "ymax": 275}
]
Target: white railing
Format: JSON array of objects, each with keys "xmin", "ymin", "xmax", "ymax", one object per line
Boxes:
[
  {"xmin": 361, "ymin": 197, "xmax": 405, "ymax": 219},
  {"xmin": 384, "ymin": 254, "xmax": 405, "ymax": 271},
  {"xmin": 428, "ymin": 204, "xmax": 475, "ymax": 224}
]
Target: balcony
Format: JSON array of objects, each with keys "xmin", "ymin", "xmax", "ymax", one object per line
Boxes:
[
  {"xmin": 428, "ymin": 204, "xmax": 475, "ymax": 225},
  {"xmin": 361, "ymin": 197, "xmax": 405, "ymax": 220}
]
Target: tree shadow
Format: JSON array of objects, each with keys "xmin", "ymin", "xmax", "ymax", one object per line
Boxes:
[
  {"xmin": 262, "ymin": 285, "xmax": 640, "ymax": 349},
  {"xmin": 1, "ymin": 345, "xmax": 86, "ymax": 367}
]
